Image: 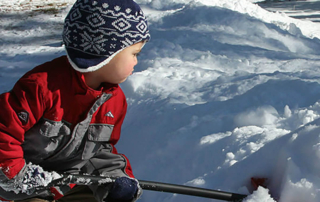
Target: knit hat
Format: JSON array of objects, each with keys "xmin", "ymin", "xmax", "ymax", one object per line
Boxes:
[{"xmin": 62, "ymin": 0, "xmax": 150, "ymax": 72}]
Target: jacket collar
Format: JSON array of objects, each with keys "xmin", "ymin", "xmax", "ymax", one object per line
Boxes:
[{"xmin": 72, "ymin": 67, "xmax": 119, "ymax": 96}]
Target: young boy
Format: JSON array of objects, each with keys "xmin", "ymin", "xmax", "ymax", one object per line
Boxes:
[{"xmin": 0, "ymin": 0, "xmax": 150, "ymax": 201}]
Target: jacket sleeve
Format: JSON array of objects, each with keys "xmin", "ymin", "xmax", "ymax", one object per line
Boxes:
[
  {"xmin": 0, "ymin": 77, "xmax": 46, "ymax": 179},
  {"xmin": 109, "ymin": 96, "xmax": 134, "ymax": 178},
  {"xmin": 83, "ymin": 93, "xmax": 137, "ymax": 202},
  {"xmin": 83, "ymin": 91, "xmax": 134, "ymax": 177}
]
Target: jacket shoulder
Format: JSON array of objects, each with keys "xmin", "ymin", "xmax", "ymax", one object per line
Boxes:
[
  {"xmin": 22, "ymin": 56, "xmax": 71, "ymax": 82},
  {"xmin": 16, "ymin": 56, "xmax": 76, "ymax": 94}
]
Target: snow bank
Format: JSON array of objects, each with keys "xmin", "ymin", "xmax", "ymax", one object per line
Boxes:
[
  {"xmin": 243, "ymin": 187, "xmax": 276, "ymax": 202},
  {"xmin": 0, "ymin": 0, "xmax": 74, "ymax": 11},
  {"xmin": 119, "ymin": 1, "xmax": 320, "ymax": 202}
]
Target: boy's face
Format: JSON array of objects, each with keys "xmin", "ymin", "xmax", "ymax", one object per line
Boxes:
[{"xmin": 99, "ymin": 42, "xmax": 144, "ymax": 84}]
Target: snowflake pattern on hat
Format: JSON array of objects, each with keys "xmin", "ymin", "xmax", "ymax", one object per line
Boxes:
[{"xmin": 63, "ymin": 0, "xmax": 150, "ymax": 72}]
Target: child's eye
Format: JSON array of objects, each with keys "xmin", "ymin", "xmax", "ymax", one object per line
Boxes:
[{"xmin": 134, "ymin": 53, "xmax": 140, "ymax": 57}]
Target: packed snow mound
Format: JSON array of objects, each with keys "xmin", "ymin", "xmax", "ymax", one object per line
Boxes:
[
  {"xmin": 0, "ymin": 0, "xmax": 74, "ymax": 12},
  {"xmin": 120, "ymin": 1, "xmax": 320, "ymax": 202},
  {"xmin": 137, "ymin": 0, "xmax": 320, "ymax": 39},
  {"xmin": 243, "ymin": 187, "xmax": 276, "ymax": 202}
]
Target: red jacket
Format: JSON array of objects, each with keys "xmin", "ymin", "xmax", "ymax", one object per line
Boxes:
[{"xmin": 0, "ymin": 56, "xmax": 134, "ymax": 200}]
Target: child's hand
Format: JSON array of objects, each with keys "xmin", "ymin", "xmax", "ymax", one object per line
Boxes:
[
  {"xmin": 107, "ymin": 177, "xmax": 142, "ymax": 202},
  {"xmin": 0, "ymin": 162, "xmax": 61, "ymax": 195}
]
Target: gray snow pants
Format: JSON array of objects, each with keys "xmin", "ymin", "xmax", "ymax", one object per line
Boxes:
[{"xmin": 14, "ymin": 186, "xmax": 98, "ymax": 202}]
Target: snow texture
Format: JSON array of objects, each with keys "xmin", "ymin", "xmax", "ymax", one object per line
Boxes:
[
  {"xmin": 243, "ymin": 187, "xmax": 276, "ymax": 202},
  {"xmin": 0, "ymin": 163, "xmax": 61, "ymax": 195},
  {"xmin": 1, "ymin": 0, "xmax": 320, "ymax": 201}
]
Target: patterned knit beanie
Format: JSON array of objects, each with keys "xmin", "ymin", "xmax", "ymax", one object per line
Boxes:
[{"xmin": 62, "ymin": 0, "xmax": 150, "ymax": 72}]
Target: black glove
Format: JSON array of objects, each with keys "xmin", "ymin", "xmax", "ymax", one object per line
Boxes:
[{"xmin": 107, "ymin": 177, "xmax": 141, "ymax": 201}]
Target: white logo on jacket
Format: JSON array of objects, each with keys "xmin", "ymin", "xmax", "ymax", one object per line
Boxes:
[{"xmin": 105, "ymin": 111, "xmax": 114, "ymax": 118}]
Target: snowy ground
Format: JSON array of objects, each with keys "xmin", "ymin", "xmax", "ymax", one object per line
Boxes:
[
  {"xmin": 1, "ymin": 0, "xmax": 320, "ymax": 201},
  {"xmin": 257, "ymin": 0, "xmax": 320, "ymax": 23}
]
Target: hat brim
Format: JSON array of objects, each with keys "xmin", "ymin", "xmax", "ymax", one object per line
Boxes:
[
  {"xmin": 66, "ymin": 48, "xmax": 123, "ymax": 73},
  {"xmin": 66, "ymin": 40, "xmax": 148, "ymax": 72}
]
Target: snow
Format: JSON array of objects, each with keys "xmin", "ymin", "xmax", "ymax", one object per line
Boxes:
[
  {"xmin": 1, "ymin": 0, "xmax": 320, "ymax": 201},
  {"xmin": 257, "ymin": 0, "xmax": 320, "ymax": 23},
  {"xmin": 0, "ymin": 163, "xmax": 61, "ymax": 195},
  {"xmin": 243, "ymin": 187, "xmax": 276, "ymax": 202}
]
